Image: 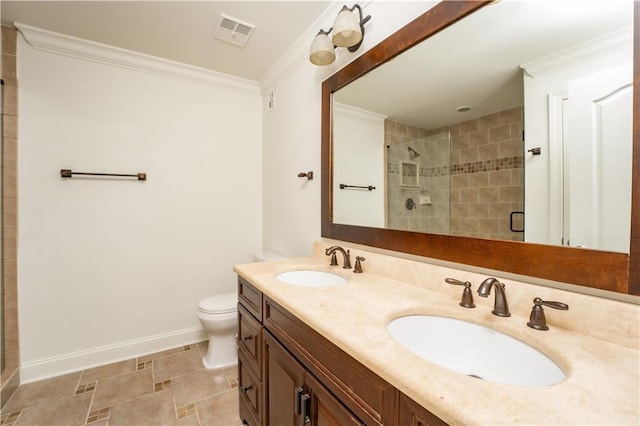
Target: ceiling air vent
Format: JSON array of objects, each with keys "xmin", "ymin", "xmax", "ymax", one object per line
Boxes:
[{"xmin": 214, "ymin": 14, "xmax": 255, "ymax": 48}]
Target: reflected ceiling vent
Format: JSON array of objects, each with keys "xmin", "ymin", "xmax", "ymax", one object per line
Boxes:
[{"xmin": 214, "ymin": 14, "xmax": 255, "ymax": 47}]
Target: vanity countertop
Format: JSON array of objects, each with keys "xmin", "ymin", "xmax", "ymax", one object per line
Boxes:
[{"xmin": 233, "ymin": 246, "xmax": 640, "ymax": 425}]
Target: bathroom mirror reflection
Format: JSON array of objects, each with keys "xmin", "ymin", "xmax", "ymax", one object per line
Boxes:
[
  {"xmin": 322, "ymin": 0, "xmax": 638, "ymax": 294},
  {"xmin": 332, "ymin": 0, "xmax": 633, "ymax": 254}
]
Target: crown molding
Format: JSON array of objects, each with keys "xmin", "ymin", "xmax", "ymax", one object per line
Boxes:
[
  {"xmin": 259, "ymin": 0, "xmax": 349, "ymax": 96},
  {"xmin": 15, "ymin": 23, "xmax": 261, "ymax": 96},
  {"xmin": 521, "ymin": 26, "xmax": 633, "ymax": 78},
  {"xmin": 334, "ymin": 102, "xmax": 387, "ymax": 122}
]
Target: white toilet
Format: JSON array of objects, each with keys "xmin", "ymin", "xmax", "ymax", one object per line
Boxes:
[
  {"xmin": 197, "ymin": 251, "xmax": 284, "ymax": 369},
  {"xmin": 197, "ymin": 292, "xmax": 238, "ymax": 369}
]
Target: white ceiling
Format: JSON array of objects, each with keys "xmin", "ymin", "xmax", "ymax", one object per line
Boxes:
[
  {"xmin": 334, "ymin": 0, "xmax": 634, "ymax": 130},
  {"xmin": 2, "ymin": 0, "xmax": 634, "ymax": 129},
  {"xmin": 1, "ymin": 1, "xmax": 333, "ymax": 81}
]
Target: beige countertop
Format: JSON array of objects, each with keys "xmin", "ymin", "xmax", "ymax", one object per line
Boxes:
[{"xmin": 234, "ymin": 244, "xmax": 640, "ymax": 425}]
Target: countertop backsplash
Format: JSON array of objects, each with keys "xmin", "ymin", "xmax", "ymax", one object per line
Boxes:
[{"xmin": 313, "ymin": 241, "xmax": 639, "ymax": 349}]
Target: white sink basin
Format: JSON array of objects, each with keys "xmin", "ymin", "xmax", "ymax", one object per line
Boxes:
[
  {"xmin": 387, "ymin": 315, "xmax": 565, "ymax": 386},
  {"xmin": 276, "ymin": 270, "xmax": 347, "ymax": 287}
]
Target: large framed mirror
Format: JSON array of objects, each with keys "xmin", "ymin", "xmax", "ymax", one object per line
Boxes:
[{"xmin": 321, "ymin": 0, "xmax": 639, "ymax": 295}]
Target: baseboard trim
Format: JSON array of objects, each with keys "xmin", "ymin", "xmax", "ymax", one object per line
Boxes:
[{"xmin": 20, "ymin": 326, "xmax": 207, "ymax": 383}]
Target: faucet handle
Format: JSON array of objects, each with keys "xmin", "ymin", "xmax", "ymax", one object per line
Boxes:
[
  {"xmin": 445, "ymin": 278, "xmax": 476, "ymax": 308},
  {"xmin": 354, "ymin": 256, "xmax": 365, "ymax": 273},
  {"xmin": 328, "ymin": 252, "xmax": 338, "ymax": 266},
  {"xmin": 527, "ymin": 297, "xmax": 569, "ymax": 331},
  {"xmin": 537, "ymin": 299, "xmax": 569, "ymax": 310}
]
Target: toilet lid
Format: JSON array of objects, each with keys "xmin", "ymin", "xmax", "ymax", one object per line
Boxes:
[{"xmin": 199, "ymin": 292, "xmax": 237, "ymax": 314}]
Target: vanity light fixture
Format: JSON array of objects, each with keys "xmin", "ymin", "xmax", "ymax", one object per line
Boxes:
[
  {"xmin": 310, "ymin": 29, "xmax": 336, "ymax": 65},
  {"xmin": 309, "ymin": 4, "xmax": 371, "ymax": 66}
]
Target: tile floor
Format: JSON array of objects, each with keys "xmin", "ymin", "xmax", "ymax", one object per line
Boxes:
[{"xmin": 0, "ymin": 342, "xmax": 241, "ymax": 426}]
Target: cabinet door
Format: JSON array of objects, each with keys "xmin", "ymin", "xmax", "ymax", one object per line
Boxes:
[
  {"xmin": 264, "ymin": 297, "xmax": 397, "ymax": 425},
  {"xmin": 264, "ymin": 331, "xmax": 305, "ymax": 426},
  {"xmin": 398, "ymin": 393, "xmax": 448, "ymax": 426},
  {"xmin": 305, "ymin": 372, "xmax": 364, "ymax": 426}
]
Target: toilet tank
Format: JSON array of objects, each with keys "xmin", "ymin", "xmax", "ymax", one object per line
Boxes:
[{"xmin": 252, "ymin": 251, "xmax": 285, "ymax": 262}]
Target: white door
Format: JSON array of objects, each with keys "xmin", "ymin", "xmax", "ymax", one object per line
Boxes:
[{"xmin": 565, "ymin": 63, "xmax": 632, "ymax": 252}]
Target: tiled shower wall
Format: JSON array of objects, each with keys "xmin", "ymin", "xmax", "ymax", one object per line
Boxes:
[
  {"xmin": 385, "ymin": 120, "xmax": 451, "ymax": 233},
  {"xmin": 449, "ymin": 106, "xmax": 524, "ymax": 241},
  {"xmin": 1, "ymin": 25, "xmax": 20, "ymax": 407},
  {"xmin": 385, "ymin": 106, "xmax": 524, "ymax": 242}
]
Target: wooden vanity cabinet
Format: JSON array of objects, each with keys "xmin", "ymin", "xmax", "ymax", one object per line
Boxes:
[
  {"xmin": 398, "ymin": 393, "xmax": 448, "ymax": 426},
  {"xmin": 263, "ymin": 297, "xmax": 398, "ymax": 426},
  {"xmin": 239, "ymin": 276, "xmax": 262, "ymax": 319},
  {"xmin": 238, "ymin": 277, "xmax": 264, "ymax": 426},
  {"xmin": 264, "ymin": 330, "xmax": 363, "ymax": 425},
  {"xmin": 237, "ymin": 276, "xmax": 447, "ymax": 426}
]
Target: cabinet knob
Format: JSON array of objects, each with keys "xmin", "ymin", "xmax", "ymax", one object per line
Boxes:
[
  {"xmin": 241, "ymin": 335, "xmax": 253, "ymax": 341},
  {"xmin": 240, "ymin": 385, "xmax": 252, "ymax": 394}
]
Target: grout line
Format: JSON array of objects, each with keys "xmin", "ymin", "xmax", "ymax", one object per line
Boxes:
[
  {"xmin": 84, "ymin": 378, "xmax": 98, "ymax": 425},
  {"xmin": 193, "ymin": 404, "xmax": 201, "ymax": 425},
  {"xmin": 171, "ymin": 385, "xmax": 179, "ymax": 421},
  {"xmin": 74, "ymin": 372, "xmax": 84, "ymax": 396},
  {"xmin": 0, "ymin": 409, "xmax": 22, "ymax": 426}
]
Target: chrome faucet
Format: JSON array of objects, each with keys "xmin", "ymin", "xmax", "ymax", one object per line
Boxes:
[
  {"xmin": 477, "ymin": 277, "xmax": 510, "ymax": 317},
  {"xmin": 325, "ymin": 246, "xmax": 352, "ymax": 269}
]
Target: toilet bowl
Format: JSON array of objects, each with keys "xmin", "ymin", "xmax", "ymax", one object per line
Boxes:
[
  {"xmin": 198, "ymin": 251, "xmax": 284, "ymax": 369},
  {"xmin": 197, "ymin": 292, "xmax": 238, "ymax": 369}
]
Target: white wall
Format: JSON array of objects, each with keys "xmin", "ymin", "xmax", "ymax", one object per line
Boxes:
[
  {"xmin": 261, "ymin": 1, "xmax": 438, "ymax": 257},
  {"xmin": 18, "ymin": 35, "xmax": 262, "ymax": 381}
]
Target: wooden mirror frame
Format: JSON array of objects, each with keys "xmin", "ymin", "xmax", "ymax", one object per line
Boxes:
[{"xmin": 321, "ymin": 0, "xmax": 639, "ymax": 295}]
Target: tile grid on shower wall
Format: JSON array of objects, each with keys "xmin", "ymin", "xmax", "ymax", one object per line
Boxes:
[
  {"xmin": 384, "ymin": 106, "xmax": 524, "ymax": 241},
  {"xmin": 449, "ymin": 107, "xmax": 524, "ymax": 241},
  {"xmin": 1, "ymin": 24, "xmax": 20, "ymax": 409},
  {"xmin": 387, "ymin": 156, "xmax": 524, "ymax": 178}
]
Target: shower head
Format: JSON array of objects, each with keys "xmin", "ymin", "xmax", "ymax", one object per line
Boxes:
[{"xmin": 408, "ymin": 147, "xmax": 421, "ymax": 158}]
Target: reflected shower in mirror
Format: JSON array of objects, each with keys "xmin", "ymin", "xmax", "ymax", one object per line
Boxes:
[{"xmin": 331, "ymin": 0, "xmax": 633, "ymax": 253}]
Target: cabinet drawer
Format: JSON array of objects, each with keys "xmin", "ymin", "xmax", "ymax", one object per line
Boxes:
[
  {"xmin": 238, "ymin": 276, "xmax": 262, "ymax": 320},
  {"xmin": 238, "ymin": 303, "xmax": 263, "ymax": 377},
  {"xmin": 239, "ymin": 398, "xmax": 258, "ymax": 426},
  {"xmin": 264, "ymin": 297, "xmax": 398, "ymax": 426},
  {"xmin": 238, "ymin": 350, "xmax": 262, "ymax": 426}
]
